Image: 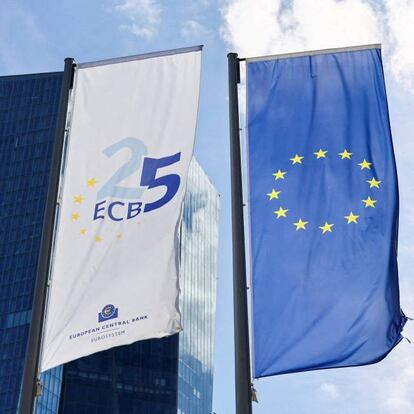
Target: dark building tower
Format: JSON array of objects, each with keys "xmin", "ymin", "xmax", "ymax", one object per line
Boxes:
[
  {"xmin": 0, "ymin": 72, "xmax": 63, "ymax": 413},
  {"xmin": 0, "ymin": 70, "xmax": 218, "ymax": 414}
]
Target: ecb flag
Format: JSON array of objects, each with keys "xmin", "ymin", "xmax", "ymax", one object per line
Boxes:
[
  {"xmin": 247, "ymin": 45, "xmax": 406, "ymax": 378},
  {"xmin": 41, "ymin": 47, "xmax": 201, "ymax": 371}
]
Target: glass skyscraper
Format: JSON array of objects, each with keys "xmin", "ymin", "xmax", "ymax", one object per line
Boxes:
[
  {"xmin": 0, "ymin": 72, "xmax": 63, "ymax": 414},
  {"xmin": 178, "ymin": 161, "xmax": 218, "ymax": 414},
  {"xmin": 0, "ymin": 71, "xmax": 219, "ymax": 414}
]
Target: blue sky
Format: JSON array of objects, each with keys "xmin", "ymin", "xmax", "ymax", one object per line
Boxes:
[{"xmin": 1, "ymin": 1, "xmax": 413, "ymax": 413}]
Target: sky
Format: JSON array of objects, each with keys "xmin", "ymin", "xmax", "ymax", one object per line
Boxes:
[{"xmin": 0, "ymin": 0, "xmax": 413, "ymax": 413}]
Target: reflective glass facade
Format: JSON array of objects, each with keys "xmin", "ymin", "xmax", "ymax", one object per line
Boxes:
[
  {"xmin": 58, "ymin": 336, "xmax": 179, "ymax": 414},
  {"xmin": 178, "ymin": 159, "xmax": 219, "ymax": 414},
  {"xmin": 36, "ymin": 366, "xmax": 63, "ymax": 414},
  {"xmin": 0, "ymin": 70, "xmax": 218, "ymax": 414},
  {"xmin": 0, "ymin": 72, "xmax": 63, "ymax": 414}
]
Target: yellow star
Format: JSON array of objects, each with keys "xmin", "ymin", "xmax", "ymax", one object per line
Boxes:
[
  {"xmin": 71, "ymin": 212, "xmax": 80, "ymax": 221},
  {"xmin": 95, "ymin": 235, "xmax": 103, "ymax": 243},
  {"xmin": 267, "ymin": 189, "xmax": 281, "ymax": 200},
  {"xmin": 273, "ymin": 169, "xmax": 287, "ymax": 180},
  {"xmin": 358, "ymin": 159, "xmax": 372, "ymax": 170},
  {"xmin": 87, "ymin": 178, "xmax": 97, "ymax": 188},
  {"xmin": 73, "ymin": 195, "xmax": 84, "ymax": 204},
  {"xmin": 314, "ymin": 149, "xmax": 328, "ymax": 159},
  {"xmin": 79, "ymin": 228, "xmax": 87, "ymax": 235},
  {"xmin": 274, "ymin": 207, "xmax": 288, "ymax": 219},
  {"xmin": 116, "ymin": 234, "xmax": 122, "ymax": 240},
  {"xmin": 293, "ymin": 218, "xmax": 308, "ymax": 231},
  {"xmin": 290, "ymin": 154, "xmax": 304, "ymax": 165},
  {"xmin": 367, "ymin": 177, "xmax": 381, "ymax": 189},
  {"xmin": 344, "ymin": 212, "xmax": 360, "ymax": 224},
  {"xmin": 319, "ymin": 222, "xmax": 334, "ymax": 234},
  {"xmin": 362, "ymin": 196, "xmax": 377, "ymax": 208},
  {"xmin": 339, "ymin": 149, "xmax": 352, "ymax": 159}
]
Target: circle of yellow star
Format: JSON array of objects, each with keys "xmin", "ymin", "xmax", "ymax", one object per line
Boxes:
[
  {"xmin": 367, "ymin": 177, "xmax": 381, "ymax": 189},
  {"xmin": 79, "ymin": 228, "xmax": 87, "ymax": 235},
  {"xmin": 95, "ymin": 235, "xmax": 103, "ymax": 243},
  {"xmin": 344, "ymin": 212, "xmax": 360, "ymax": 224},
  {"xmin": 339, "ymin": 149, "xmax": 352, "ymax": 159},
  {"xmin": 274, "ymin": 207, "xmax": 288, "ymax": 219},
  {"xmin": 314, "ymin": 149, "xmax": 327, "ymax": 159},
  {"xmin": 358, "ymin": 159, "xmax": 372, "ymax": 170},
  {"xmin": 87, "ymin": 178, "xmax": 97, "ymax": 188},
  {"xmin": 293, "ymin": 218, "xmax": 308, "ymax": 231},
  {"xmin": 290, "ymin": 154, "xmax": 304, "ymax": 165},
  {"xmin": 273, "ymin": 169, "xmax": 287, "ymax": 180},
  {"xmin": 73, "ymin": 195, "xmax": 84, "ymax": 204},
  {"xmin": 362, "ymin": 196, "xmax": 377, "ymax": 208},
  {"xmin": 267, "ymin": 189, "xmax": 281, "ymax": 200},
  {"xmin": 71, "ymin": 212, "xmax": 80, "ymax": 221},
  {"xmin": 319, "ymin": 222, "xmax": 334, "ymax": 234}
]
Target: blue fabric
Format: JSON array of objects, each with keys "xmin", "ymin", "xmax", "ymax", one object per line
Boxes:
[{"xmin": 247, "ymin": 48, "xmax": 406, "ymax": 378}]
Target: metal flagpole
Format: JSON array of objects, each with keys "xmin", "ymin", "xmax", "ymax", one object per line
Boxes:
[
  {"xmin": 227, "ymin": 52, "xmax": 253, "ymax": 414},
  {"xmin": 19, "ymin": 57, "xmax": 75, "ymax": 414}
]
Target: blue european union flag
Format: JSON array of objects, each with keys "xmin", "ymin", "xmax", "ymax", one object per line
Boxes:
[{"xmin": 247, "ymin": 46, "xmax": 406, "ymax": 378}]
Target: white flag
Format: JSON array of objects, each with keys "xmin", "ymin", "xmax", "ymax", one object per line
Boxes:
[{"xmin": 41, "ymin": 47, "xmax": 202, "ymax": 371}]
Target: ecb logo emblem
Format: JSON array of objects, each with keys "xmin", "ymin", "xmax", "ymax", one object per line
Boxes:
[{"xmin": 98, "ymin": 304, "xmax": 118, "ymax": 323}]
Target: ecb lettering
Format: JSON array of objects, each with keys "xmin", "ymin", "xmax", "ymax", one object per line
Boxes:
[
  {"xmin": 94, "ymin": 200, "xmax": 142, "ymax": 221},
  {"xmin": 93, "ymin": 137, "xmax": 181, "ymax": 222}
]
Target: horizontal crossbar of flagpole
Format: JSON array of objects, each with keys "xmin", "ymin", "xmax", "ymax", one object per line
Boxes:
[
  {"xmin": 240, "ymin": 43, "xmax": 381, "ymax": 63},
  {"xmin": 77, "ymin": 45, "xmax": 203, "ymax": 69}
]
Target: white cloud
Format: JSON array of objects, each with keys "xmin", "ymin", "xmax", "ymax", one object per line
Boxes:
[
  {"xmin": 115, "ymin": 0, "xmax": 161, "ymax": 40},
  {"xmin": 181, "ymin": 20, "xmax": 212, "ymax": 39},
  {"xmin": 220, "ymin": 0, "xmax": 290, "ymax": 57},
  {"xmin": 372, "ymin": 340, "xmax": 414, "ymax": 413},
  {"xmin": 384, "ymin": 0, "xmax": 414, "ymax": 91},
  {"xmin": 220, "ymin": 0, "xmax": 378, "ymax": 58},
  {"xmin": 220, "ymin": 0, "xmax": 414, "ymax": 93},
  {"xmin": 290, "ymin": 0, "xmax": 380, "ymax": 50},
  {"xmin": 319, "ymin": 382, "xmax": 340, "ymax": 399}
]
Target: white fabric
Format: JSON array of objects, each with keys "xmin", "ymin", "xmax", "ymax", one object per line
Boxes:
[{"xmin": 41, "ymin": 50, "xmax": 201, "ymax": 371}]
